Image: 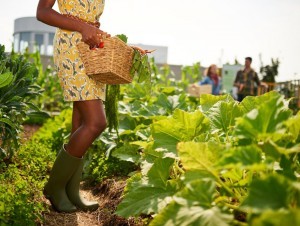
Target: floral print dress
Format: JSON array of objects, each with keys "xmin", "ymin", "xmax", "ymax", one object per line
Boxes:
[{"xmin": 53, "ymin": 0, "xmax": 106, "ymax": 101}]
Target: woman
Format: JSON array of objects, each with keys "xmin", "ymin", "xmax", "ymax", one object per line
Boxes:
[
  {"xmin": 199, "ymin": 64, "xmax": 221, "ymax": 95},
  {"xmin": 36, "ymin": 0, "xmax": 110, "ymax": 213}
]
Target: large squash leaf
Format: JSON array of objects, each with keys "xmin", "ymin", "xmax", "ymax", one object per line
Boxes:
[
  {"xmin": 177, "ymin": 141, "xmax": 221, "ymax": 172},
  {"xmin": 115, "ymin": 157, "xmax": 178, "ymax": 217},
  {"xmin": 206, "ymin": 100, "xmax": 244, "ymax": 136},
  {"xmin": 235, "ymin": 94, "xmax": 292, "ymax": 144},
  {"xmin": 241, "ymin": 175, "xmax": 290, "ymax": 212},
  {"xmin": 150, "ymin": 180, "xmax": 232, "ymax": 226},
  {"xmin": 199, "ymin": 94, "xmax": 234, "ymax": 112},
  {"xmin": 250, "ymin": 209, "xmax": 300, "ymax": 226},
  {"xmin": 152, "ymin": 109, "xmax": 210, "ymax": 154}
]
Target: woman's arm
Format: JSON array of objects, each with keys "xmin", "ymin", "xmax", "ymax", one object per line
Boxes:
[
  {"xmin": 199, "ymin": 76, "xmax": 211, "ymax": 85},
  {"xmin": 36, "ymin": 0, "xmax": 109, "ymax": 47}
]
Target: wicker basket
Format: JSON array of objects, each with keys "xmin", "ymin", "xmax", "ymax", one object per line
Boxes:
[
  {"xmin": 77, "ymin": 36, "xmax": 134, "ymax": 84},
  {"xmin": 188, "ymin": 84, "xmax": 212, "ymax": 97}
]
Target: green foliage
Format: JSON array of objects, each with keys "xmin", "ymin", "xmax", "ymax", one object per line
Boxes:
[
  {"xmin": 180, "ymin": 62, "xmax": 202, "ymax": 90},
  {"xmin": 0, "ymin": 108, "xmax": 72, "ymax": 225},
  {"xmin": 114, "ymin": 91, "xmax": 300, "ymax": 226},
  {"xmin": 84, "ymin": 144, "xmax": 136, "ymax": 184},
  {"xmin": 24, "ymin": 50, "xmax": 69, "ymax": 114},
  {"xmin": 2, "ymin": 40, "xmax": 299, "ymax": 226},
  {"xmin": 260, "ymin": 58, "xmax": 279, "ymax": 83},
  {"xmin": 0, "ymin": 45, "xmax": 45, "ymax": 160}
]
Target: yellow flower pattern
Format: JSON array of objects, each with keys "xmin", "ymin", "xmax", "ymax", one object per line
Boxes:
[{"xmin": 53, "ymin": 0, "xmax": 106, "ymax": 101}]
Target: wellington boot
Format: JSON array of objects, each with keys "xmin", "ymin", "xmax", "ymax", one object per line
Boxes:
[
  {"xmin": 44, "ymin": 146, "xmax": 81, "ymax": 213},
  {"xmin": 66, "ymin": 160, "xmax": 99, "ymax": 211}
]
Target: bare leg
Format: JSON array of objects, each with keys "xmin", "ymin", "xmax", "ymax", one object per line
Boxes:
[
  {"xmin": 65, "ymin": 99, "xmax": 106, "ymax": 158},
  {"xmin": 71, "ymin": 102, "xmax": 82, "ymax": 135}
]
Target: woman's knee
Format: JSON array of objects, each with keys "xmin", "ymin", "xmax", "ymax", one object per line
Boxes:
[{"xmin": 86, "ymin": 119, "xmax": 107, "ymax": 136}]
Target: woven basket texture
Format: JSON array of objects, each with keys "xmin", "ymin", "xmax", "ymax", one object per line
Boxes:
[
  {"xmin": 77, "ymin": 36, "xmax": 134, "ymax": 84},
  {"xmin": 188, "ymin": 84, "xmax": 212, "ymax": 97}
]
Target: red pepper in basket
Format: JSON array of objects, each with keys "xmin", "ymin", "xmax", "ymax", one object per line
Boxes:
[{"xmin": 99, "ymin": 41, "xmax": 104, "ymax": 48}]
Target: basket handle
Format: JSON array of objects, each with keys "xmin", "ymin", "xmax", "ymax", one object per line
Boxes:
[{"xmin": 130, "ymin": 45, "xmax": 156, "ymax": 55}]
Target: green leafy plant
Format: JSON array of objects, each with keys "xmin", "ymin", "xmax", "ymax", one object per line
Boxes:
[
  {"xmin": 0, "ymin": 45, "xmax": 46, "ymax": 160},
  {"xmin": 114, "ymin": 91, "xmax": 300, "ymax": 226}
]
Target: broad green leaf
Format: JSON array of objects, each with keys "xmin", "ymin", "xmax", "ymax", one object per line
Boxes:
[
  {"xmin": 0, "ymin": 118, "xmax": 15, "ymax": 128},
  {"xmin": 155, "ymin": 93, "xmax": 188, "ymax": 114},
  {"xmin": 291, "ymin": 182, "xmax": 300, "ymax": 206},
  {"xmin": 115, "ymin": 175, "xmax": 177, "ymax": 217},
  {"xmin": 118, "ymin": 114, "xmax": 137, "ymax": 130},
  {"xmin": 177, "ymin": 141, "xmax": 220, "ymax": 173},
  {"xmin": 221, "ymin": 168, "xmax": 243, "ymax": 181},
  {"xmin": 183, "ymin": 170, "xmax": 215, "ymax": 183},
  {"xmin": 199, "ymin": 94, "xmax": 234, "ymax": 112},
  {"xmin": 217, "ymin": 145, "xmax": 262, "ymax": 168},
  {"xmin": 206, "ymin": 100, "xmax": 244, "ymax": 135},
  {"xmin": 283, "ymin": 111, "xmax": 300, "ymax": 142},
  {"xmin": 149, "ymin": 202, "xmax": 232, "ymax": 226},
  {"xmin": 250, "ymin": 209, "xmax": 300, "ymax": 226},
  {"xmin": 239, "ymin": 91, "xmax": 283, "ymax": 113},
  {"xmin": 234, "ymin": 94, "xmax": 292, "ymax": 143},
  {"xmin": 145, "ymin": 157, "xmax": 175, "ymax": 188},
  {"xmin": 0, "ymin": 72, "xmax": 13, "ymax": 88},
  {"xmin": 241, "ymin": 175, "xmax": 290, "ymax": 212},
  {"xmin": 279, "ymin": 154, "xmax": 298, "ymax": 180},
  {"xmin": 112, "ymin": 143, "xmax": 141, "ymax": 164},
  {"xmin": 261, "ymin": 140, "xmax": 286, "ymax": 159},
  {"xmin": 116, "ymin": 186, "xmax": 175, "ymax": 217},
  {"xmin": 160, "ymin": 86, "xmax": 176, "ymax": 95},
  {"xmin": 261, "ymin": 140, "xmax": 300, "ymax": 161},
  {"xmin": 174, "ymin": 180, "xmax": 216, "ymax": 208},
  {"xmin": 152, "ymin": 109, "xmax": 210, "ymax": 154},
  {"xmin": 156, "ymin": 93, "xmax": 174, "ymax": 113},
  {"xmin": 116, "ymin": 157, "xmax": 179, "ymax": 217}
]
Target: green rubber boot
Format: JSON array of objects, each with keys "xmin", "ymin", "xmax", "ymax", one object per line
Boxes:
[
  {"xmin": 43, "ymin": 146, "xmax": 81, "ymax": 213},
  {"xmin": 66, "ymin": 159, "xmax": 99, "ymax": 211}
]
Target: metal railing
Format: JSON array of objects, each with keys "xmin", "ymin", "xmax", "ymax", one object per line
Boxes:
[{"xmin": 258, "ymin": 80, "xmax": 300, "ymax": 109}]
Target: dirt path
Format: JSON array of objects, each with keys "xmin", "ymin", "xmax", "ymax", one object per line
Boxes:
[
  {"xmin": 22, "ymin": 125, "xmax": 144, "ymax": 226},
  {"xmin": 41, "ymin": 178, "xmax": 141, "ymax": 226}
]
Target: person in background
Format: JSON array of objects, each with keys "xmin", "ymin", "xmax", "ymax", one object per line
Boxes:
[
  {"xmin": 233, "ymin": 57, "xmax": 261, "ymax": 102},
  {"xmin": 199, "ymin": 64, "xmax": 221, "ymax": 95}
]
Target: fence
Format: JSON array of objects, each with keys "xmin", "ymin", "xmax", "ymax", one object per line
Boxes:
[{"xmin": 258, "ymin": 80, "xmax": 300, "ymax": 109}]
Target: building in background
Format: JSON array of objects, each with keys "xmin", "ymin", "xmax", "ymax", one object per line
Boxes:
[
  {"xmin": 14, "ymin": 17, "xmax": 56, "ymax": 56},
  {"xmin": 221, "ymin": 63, "xmax": 243, "ymax": 96},
  {"xmin": 13, "ymin": 17, "xmax": 169, "ymax": 65}
]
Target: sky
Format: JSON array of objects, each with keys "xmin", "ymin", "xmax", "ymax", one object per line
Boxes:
[{"xmin": 1, "ymin": 0, "xmax": 300, "ymax": 81}]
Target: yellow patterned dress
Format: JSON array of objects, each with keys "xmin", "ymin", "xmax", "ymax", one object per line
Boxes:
[{"xmin": 53, "ymin": 0, "xmax": 106, "ymax": 101}]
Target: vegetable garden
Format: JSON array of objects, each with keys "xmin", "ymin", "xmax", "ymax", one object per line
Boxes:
[{"xmin": 0, "ymin": 44, "xmax": 300, "ymax": 226}]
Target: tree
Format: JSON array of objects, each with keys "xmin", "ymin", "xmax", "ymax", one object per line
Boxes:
[{"xmin": 260, "ymin": 58, "xmax": 280, "ymax": 83}]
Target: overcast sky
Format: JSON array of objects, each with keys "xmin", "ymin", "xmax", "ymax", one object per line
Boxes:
[{"xmin": 1, "ymin": 0, "xmax": 300, "ymax": 81}]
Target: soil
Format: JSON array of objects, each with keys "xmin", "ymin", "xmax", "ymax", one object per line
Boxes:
[{"xmin": 22, "ymin": 124, "xmax": 42, "ymax": 142}]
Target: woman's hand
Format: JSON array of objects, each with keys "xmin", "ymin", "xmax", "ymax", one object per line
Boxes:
[
  {"xmin": 80, "ymin": 24, "xmax": 110, "ymax": 48},
  {"xmin": 37, "ymin": 0, "xmax": 110, "ymax": 48}
]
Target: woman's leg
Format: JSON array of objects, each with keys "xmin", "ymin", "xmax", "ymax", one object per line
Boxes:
[
  {"xmin": 71, "ymin": 102, "xmax": 82, "ymax": 135},
  {"xmin": 64, "ymin": 99, "xmax": 106, "ymax": 211},
  {"xmin": 65, "ymin": 99, "xmax": 107, "ymax": 158}
]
